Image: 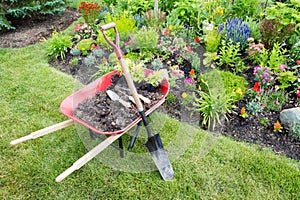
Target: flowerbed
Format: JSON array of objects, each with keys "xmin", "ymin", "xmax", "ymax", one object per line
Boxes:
[{"xmin": 5, "ymin": 0, "xmax": 299, "ymax": 160}]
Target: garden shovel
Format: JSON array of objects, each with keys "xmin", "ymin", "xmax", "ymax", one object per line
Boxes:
[{"xmin": 100, "ymin": 23, "xmax": 174, "ymax": 180}]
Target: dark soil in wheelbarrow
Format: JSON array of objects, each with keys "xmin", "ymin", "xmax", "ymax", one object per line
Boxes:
[{"xmin": 73, "ymin": 74, "xmax": 164, "ymax": 132}]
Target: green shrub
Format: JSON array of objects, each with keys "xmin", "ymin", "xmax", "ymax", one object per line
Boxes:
[
  {"xmin": 220, "ymin": 70, "xmax": 248, "ymax": 102},
  {"xmin": 45, "ymin": 30, "xmax": 72, "ymax": 60},
  {"xmin": 70, "ymin": 48, "xmax": 81, "ymax": 56},
  {"xmin": 129, "ymin": 28, "xmax": 159, "ymax": 51},
  {"xmin": 76, "ymin": 38, "xmax": 94, "ymax": 51},
  {"xmin": 97, "ymin": 12, "xmax": 137, "ymax": 47}
]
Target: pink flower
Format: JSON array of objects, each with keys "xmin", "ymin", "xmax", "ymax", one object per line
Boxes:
[
  {"xmin": 296, "ymin": 60, "xmax": 300, "ymax": 65},
  {"xmin": 278, "ymin": 64, "xmax": 286, "ymax": 71},
  {"xmin": 247, "ymin": 37, "xmax": 254, "ymax": 42},
  {"xmin": 297, "ymin": 90, "xmax": 300, "ymax": 98}
]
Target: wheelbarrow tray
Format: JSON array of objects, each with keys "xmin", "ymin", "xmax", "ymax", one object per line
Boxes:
[{"xmin": 60, "ymin": 69, "xmax": 169, "ymax": 135}]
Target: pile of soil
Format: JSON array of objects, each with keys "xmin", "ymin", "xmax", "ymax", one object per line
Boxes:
[
  {"xmin": 73, "ymin": 75, "xmax": 164, "ymax": 132},
  {"xmin": 1, "ymin": 7, "xmax": 299, "ymax": 161}
]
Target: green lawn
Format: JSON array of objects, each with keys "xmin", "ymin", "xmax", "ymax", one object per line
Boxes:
[{"xmin": 1, "ymin": 44, "xmax": 300, "ymax": 199}]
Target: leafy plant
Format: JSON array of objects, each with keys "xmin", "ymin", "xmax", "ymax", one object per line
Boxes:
[
  {"xmin": 71, "ymin": 58, "xmax": 79, "ymax": 66},
  {"xmin": 165, "ymin": 93, "xmax": 176, "ymax": 104},
  {"xmin": 259, "ymin": 117, "xmax": 269, "ymax": 127},
  {"xmin": 76, "ymin": 38, "xmax": 94, "ymax": 51},
  {"xmin": 84, "ymin": 55, "xmax": 96, "ymax": 67},
  {"xmin": 205, "ymin": 29, "xmax": 221, "ymax": 53},
  {"xmin": 45, "ymin": 30, "xmax": 72, "ymax": 60},
  {"xmin": 217, "ymin": 40, "xmax": 248, "ymax": 74},
  {"xmin": 144, "ymin": 9, "xmax": 166, "ymax": 29},
  {"xmin": 151, "ymin": 58, "xmax": 164, "ymax": 70},
  {"xmin": 262, "ymin": 90, "xmax": 288, "ymax": 112},
  {"xmin": 218, "ymin": 18, "xmax": 251, "ymax": 49},
  {"xmin": 195, "ymin": 69, "xmax": 236, "ymax": 130},
  {"xmin": 70, "ymin": 48, "xmax": 81, "ymax": 56},
  {"xmin": 246, "ymin": 101, "xmax": 263, "ymax": 115},
  {"xmin": 129, "ymin": 27, "xmax": 159, "ymax": 51},
  {"xmin": 227, "ymin": 0, "xmax": 260, "ymax": 20},
  {"xmin": 220, "ymin": 70, "xmax": 248, "ymax": 102},
  {"xmin": 93, "ymin": 49, "xmax": 105, "ymax": 58},
  {"xmin": 288, "ymin": 122, "xmax": 300, "ymax": 140},
  {"xmin": 245, "ymin": 17, "xmax": 262, "ymax": 41},
  {"xmin": 146, "ymin": 69, "xmax": 166, "ymax": 87}
]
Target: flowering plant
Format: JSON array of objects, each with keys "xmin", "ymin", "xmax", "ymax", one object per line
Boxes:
[
  {"xmin": 78, "ymin": 2, "xmax": 102, "ymax": 25},
  {"xmin": 253, "ymin": 66, "xmax": 276, "ymax": 91},
  {"xmin": 218, "ymin": 18, "xmax": 251, "ymax": 49},
  {"xmin": 240, "ymin": 107, "xmax": 248, "ymax": 118},
  {"xmin": 274, "ymin": 121, "xmax": 283, "ymax": 133},
  {"xmin": 246, "ymin": 39, "xmax": 265, "ymax": 64}
]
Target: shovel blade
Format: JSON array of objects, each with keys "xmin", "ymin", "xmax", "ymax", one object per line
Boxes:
[{"xmin": 145, "ymin": 134, "xmax": 174, "ymax": 180}]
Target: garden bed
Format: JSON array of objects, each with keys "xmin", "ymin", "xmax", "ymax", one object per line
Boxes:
[{"xmin": 1, "ymin": 5, "xmax": 299, "ymax": 161}]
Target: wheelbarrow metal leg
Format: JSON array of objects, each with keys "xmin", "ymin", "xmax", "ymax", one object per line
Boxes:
[{"xmin": 128, "ymin": 121, "xmax": 142, "ymax": 151}]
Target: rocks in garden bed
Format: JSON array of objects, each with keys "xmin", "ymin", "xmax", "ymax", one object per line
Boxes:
[{"xmin": 280, "ymin": 107, "xmax": 300, "ymax": 126}]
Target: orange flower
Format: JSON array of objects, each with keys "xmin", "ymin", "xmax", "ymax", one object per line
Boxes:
[
  {"xmin": 189, "ymin": 69, "xmax": 195, "ymax": 77},
  {"xmin": 274, "ymin": 121, "xmax": 282, "ymax": 132},
  {"xmin": 240, "ymin": 107, "xmax": 248, "ymax": 118}
]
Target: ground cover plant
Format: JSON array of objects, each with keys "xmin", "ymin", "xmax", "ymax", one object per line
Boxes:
[{"xmin": 1, "ymin": 0, "xmax": 300, "ymax": 199}]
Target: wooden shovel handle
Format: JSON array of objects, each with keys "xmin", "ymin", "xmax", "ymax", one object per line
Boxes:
[{"xmin": 10, "ymin": 119, "xmax": 74, "ymax": 146}]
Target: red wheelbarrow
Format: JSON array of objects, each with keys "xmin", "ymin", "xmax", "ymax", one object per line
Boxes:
[{"xmin": 10, "ymin": 23, "xmax": 174, "ymax": 182}]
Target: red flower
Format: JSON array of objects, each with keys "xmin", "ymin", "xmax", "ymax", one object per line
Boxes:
[
  {"xmin": 296, "ymin": 60, "xmax": 300, "ymax": 65},
  {"xmin": 195, "ymin": 36, "xmax": 200, "ymax": 43},
  {"xmin": 164, "ymin": 28, "xmax": 169, "ymax": 36},
  {"xmin": 253, "ymin": 82, "xmax": 260, "ymax": 92}
]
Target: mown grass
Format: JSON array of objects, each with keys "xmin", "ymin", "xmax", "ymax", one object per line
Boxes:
[{"xmin": 1, "ymin": 43, "xmax": 300, "ymax": 199}]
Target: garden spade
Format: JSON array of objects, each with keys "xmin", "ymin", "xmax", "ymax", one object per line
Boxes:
[{"xmin": 100, "ymin": 23, "xmax": 174, "ymax": 180}]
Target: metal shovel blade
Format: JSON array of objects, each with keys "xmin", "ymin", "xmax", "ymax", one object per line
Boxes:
[{"xmin": 145, "ymin": 133, "xmax": 174, "ymax": 180}]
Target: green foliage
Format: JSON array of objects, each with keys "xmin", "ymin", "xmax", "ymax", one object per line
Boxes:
[
  {"xmin": 70, "ymin": 48, "xmax": 81, "ymax": 56},
  {"xmin": 129, "ymin": 28, "xmax": 159, "ymax": 51},
  {"xmin": 151, "ymin": 58, "xmax": 164, "ymax": 70},
  {"xmin": 108, "ymin": 52, "xmax": 118, "ymax": 65},
  {"xmin": 220, "ymin": 70, "xmax": 248, "ymax": 102},
  {"xmin": 245, "ymin": 17, "xmax": 262, "ymax": 41},
  {"xmin": 277, "ymin": 71, "xmax": 297, "ymax": 90},
  {"xmin": 105, "ymin": 12, "xmax": 137, "ymax": 41},
  {"xmin": 288, "ymin": 122, "xmax": 300, "ymax": 140},
  {"xmin": 71, "ymin": 57, "xmax": 79, "ymax": 66},
  {"xmin": 165, "ymin": 93, "xmax": 176, "ymax": 104},
  {"xmin": 84, "ymin": 55, "xmax": 96, "ymax": 67},
  {"xmin": 205, "ymin": 29, "xmax": 221, "ymax": 53},
  {"xmin": 262, "ymin": 90, "xmax": 288, "ymax": 112},
  {"xmin": 267, "ymin": 43, "xmax": 287, "ymax": 70},
  {"xmin": 246, "ymin": 101, "xmax": 263, "ymax": 115},
  {"xmin": 227, "ymin": 0, "xmax": 260, "ymax": 20},
  {"xmin": 217, "ymin": 40, "xmax": 248, "ymax": 74},
  {"xmin": 259, "ymin": 117, "xmax": 269, "ymax": 127},
  {"xmin": 196, "ymin": 69, "xmax": 236, "ymax": 130},
  {"xmin": 45, "ymin": 30, "xmax": 72, "ymax": 60},
  {"xmin": 146, "ymin": 69, "xmax": 166, "ymax": 87},
  {"xmin": 144, "ymin": 9, "xmax": 166, "ymax": 29},
  {"xmin": 77, "ymin": 38, "xmax": 94, "ymax": 51},
  {"xmin": 93, "ymin": 49, "xmax": 105, "ymax": 58},
  {"xmin": 1, "ymin": 0, "xmax": 65, "ymax": 31}
]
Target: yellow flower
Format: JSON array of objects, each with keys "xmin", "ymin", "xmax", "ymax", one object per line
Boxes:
[
  {"xmin": 235, "ymin": 88, "xmax": 243, "ymax": 95},
  {"xmin": 182, "ymin": 92, "xmax": 188, "ymax": 99},
  {"xmin": 169, "ymin": 25, "xmax": 173, "ymax": 30}
]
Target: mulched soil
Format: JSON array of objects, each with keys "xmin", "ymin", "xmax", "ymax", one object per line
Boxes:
[{"xmin": 1, "ymin": 7, "xmax": 299, "ymax": 161}]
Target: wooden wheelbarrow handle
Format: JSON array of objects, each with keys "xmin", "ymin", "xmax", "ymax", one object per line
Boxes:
[
  {"xmin": 55, "ymin": 132, "xmax": 125, "ymax": 182},
  {"xmin": 10, "ymin": 119, "xmax": 74, "ymax": 146}
]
